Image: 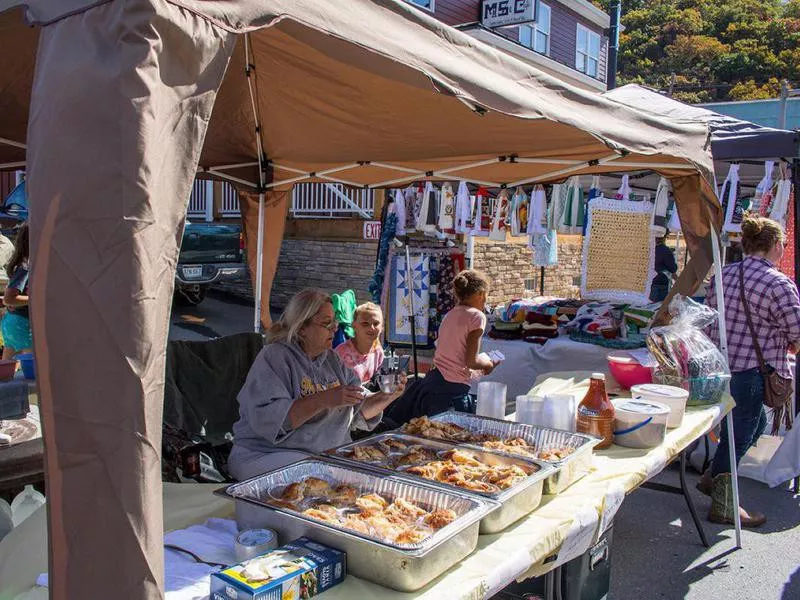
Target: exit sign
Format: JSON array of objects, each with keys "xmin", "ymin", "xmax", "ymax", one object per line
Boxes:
[
  {"xmin": 363, "ymin": 221, "xmax": 382, "ymax": 240},
  {"xmin": 481, "ymin": 0, "xmax": 537, "ymax": 28}
]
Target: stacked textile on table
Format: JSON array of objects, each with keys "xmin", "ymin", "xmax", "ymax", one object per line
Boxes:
[{"xmin": 522, "ymin": 313, "xmax": 559, "ymax": 344}]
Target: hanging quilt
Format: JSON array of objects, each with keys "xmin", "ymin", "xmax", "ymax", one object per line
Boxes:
[
  {"xmin": 386, "ymin": 253, "xmax": 430, "ymax": 345},
  {"xmin": 581, "ymin": 198, "xmax": 655, "ymax": 305},
  {"xmin": 490, "ymin": 189, "xmax": 510, "ymax": 241},
  {"xmin": 510, "ymin": 187, "xmax": 529, "ymax": 237},
  {"xmin": 438, "ymin": 183, "xmax": 456, "ymax": 237},
  {"xmin": 369, "ymin": 213, "xmax": 398, "ymax": 303}
]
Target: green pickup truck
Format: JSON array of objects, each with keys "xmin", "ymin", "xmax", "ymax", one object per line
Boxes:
[
  {"xmin": 175, "ymin": 220, "xmax": 248, "ymax": 305},
  {"xmin": 0, "ymin": 181, "xmax": 246, "ymax": 305}
]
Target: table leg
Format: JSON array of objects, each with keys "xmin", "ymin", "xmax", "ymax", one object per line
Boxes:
[{"xmin": 679, "ymin": 450, "xmax": 710, "ymax": 548}]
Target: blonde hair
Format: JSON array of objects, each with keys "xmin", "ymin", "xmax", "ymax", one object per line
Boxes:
[
  {"xmin": 741, "ymin": 213, "xmax": 784, "ymax": 256},
  {"xmin": 453, "ymin": 269, "xmax": 491, "ymax": 302},
  {"xmin": 354, "ymin": 302, "xmax": 382, "ymax": 322},
  {"xmin": 268, "ymin": 288, "xmax": 332, "ymax": 345}
]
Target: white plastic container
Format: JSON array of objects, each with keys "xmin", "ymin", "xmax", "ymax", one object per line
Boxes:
[
  {"xmin": 515, "ymin": 395, "xmax": 545, "ymax": 426},
  {"xmin": 612, "ymin": 399, "xmax": 671, "ymax": 449},
  {"xmin": 11, "ymin": 485, "xmax": 45, "ymax": 526},
  {"xmin": 476, "ymin": 381, "xmax": 507, "ymax": 419},
  {"xmin": 630, "ymin": 383, "xmax": 689, "ymax": 429},
  {"xmin": 0, "ymin": 498, "xmax": 13, "ymax": 541}
]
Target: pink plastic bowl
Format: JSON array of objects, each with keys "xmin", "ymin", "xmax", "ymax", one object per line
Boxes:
[{"xmin": 607, "ymin": 351, "xmax": 653, "ymax": 390}]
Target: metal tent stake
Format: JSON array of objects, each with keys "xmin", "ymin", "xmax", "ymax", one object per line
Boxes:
[{"xmin": 405, "ymin": 243, "xmax": 419, "ymax": 378}]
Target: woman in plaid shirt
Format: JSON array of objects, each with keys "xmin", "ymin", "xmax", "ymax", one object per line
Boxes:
[{"xmin": 702, "ymin": 214, "xmax": 800, "ymax": 527}]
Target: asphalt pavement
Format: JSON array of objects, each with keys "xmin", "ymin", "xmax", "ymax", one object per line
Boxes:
[{"xmin": 169, "ymin": 291, "xmax": 800, "ymax": 600}]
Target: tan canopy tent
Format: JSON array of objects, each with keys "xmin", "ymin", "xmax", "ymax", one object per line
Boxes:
[{"xmin": 0, "ymin": 0, "xmax": 721, "ymax": 597}]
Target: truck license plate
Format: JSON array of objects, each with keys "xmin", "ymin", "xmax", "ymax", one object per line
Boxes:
[{"xmin": 182, "ymin": 266, "xmax": 203, "ymax": 279}]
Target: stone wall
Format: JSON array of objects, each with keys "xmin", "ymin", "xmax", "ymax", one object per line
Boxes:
[
  {"xmin": 473, "ymin": 237, "xmax": 584, "ymax": 305},
  {"xmin": 271, "ymin": 239, "xmax": 377, "ymax": 308}
]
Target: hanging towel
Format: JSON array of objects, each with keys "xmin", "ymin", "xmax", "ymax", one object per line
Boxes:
[
  {"xmin": 417, "ymin": 181, "xmax": 438, "ymax": 236},
  {"xmin": 402, "ymin": 186, "xmax": 417, "ymax": 232},
  {"xmin": 652, "ymin": 177, "xmax": 671, "ymax": 237},
  {"xmin": 510, "ymin": 186, "xmax": 529, "ymax": 237},
  {"xmin": 720, "ymin": 164, "xmax": 742, "ymax": 233},
  {"xmin": 752, "ymin": 161, "xmax": 775, "ymax": 215},
  {"xmin": 667, "ymin": 200, "xmax": 682, "ymax": 233},
  {"xmin": 455, "ymin": 181, "xmax": 473, "ymax": 234},
  {"xmin": 769, "ymin": 178, "xmax": 792, "ymax": 227},
  {"xmin": 532, "ymin": 230, "xmax": 558, "ymax": 266},
  {"xmin": 438, "ymin": 182, "xmax": 456, "ymax": 237},
  {"xmin": 527, "ymin": 185, "xmax": 547, "ymax": 236},
  {"xmin": 559, "ymin": 177, "xmax": 585, "ymax": 235},
  {"xmin": 549, "ymin": 183, "xmax": 566, "ymax": 232},
  {"xmin": 615, "ymin": 175, "xmax": 632, "ymax": 200},
  {"xmin": 489, "ymin": 189, "xmax": 510, "ymax": 241},
  {"xmin": 583, "ymin": 176, "xmax": 602, "ymax": 236},
  {"xmin": 392, "ymin": 188, "xmax": 406, "ymax": 236},
  {"xmin": 471, "ymin": 186, "xmax": 490, "ymax": 237}
]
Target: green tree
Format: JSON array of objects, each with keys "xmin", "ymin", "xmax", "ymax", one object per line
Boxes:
[{"xmin": 594, "ymin": 0, "xmax": 797, "ymax": 101}]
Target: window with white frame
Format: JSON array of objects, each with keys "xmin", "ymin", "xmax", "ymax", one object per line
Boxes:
[
  {"xmin": 518, "ymin": 2, "xmax": 551, "ymax": 55},
  {"xmin": 575, "ymin": 24, "xmax": 601, "ymax": 78},
  {"xmin": 406, "ymin": 0, "xmax": 434, "ymax": 11}
]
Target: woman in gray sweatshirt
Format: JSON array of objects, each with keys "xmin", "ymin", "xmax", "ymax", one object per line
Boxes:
[{"xmin": 229, "ymin": 289, "xmax": 404, "ymax": 480}]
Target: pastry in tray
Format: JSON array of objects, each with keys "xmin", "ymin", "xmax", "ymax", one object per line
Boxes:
[
  {"xmin": 267, "ymin": 477, "xmax": 457, "ymax": 546},
  {"xmin": 403, "ymin": 416, "xmax": 577, "ymax": 462}
]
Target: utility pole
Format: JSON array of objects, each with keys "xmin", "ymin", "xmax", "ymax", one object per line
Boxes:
[
  {"xmin": 606, "ymin": 1, "xmax": 622, "ymax": 90},
  {"xmin": 779, "ymin": 80, "xmax": 799, "ymax": 130}
]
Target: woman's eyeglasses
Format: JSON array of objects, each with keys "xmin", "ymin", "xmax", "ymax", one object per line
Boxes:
[{"xmin": 311, "ymin": 319, "xmax": 339, "ymax": 332}]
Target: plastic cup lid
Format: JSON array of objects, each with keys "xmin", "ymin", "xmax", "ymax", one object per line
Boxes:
[
  {"xmin": 615, "ymin": 399, "xmax": 671, "ymax": 415},
  {"xmin": 236, "ymin": 528, "xmax": 277, "ymax": 547},
  {"xmin": 630, "ymin": 384, "xmax": 689, "ymax": 399}
]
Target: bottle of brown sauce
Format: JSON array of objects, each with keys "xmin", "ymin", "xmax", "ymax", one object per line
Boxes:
[{"xmin": 576, "ymin": 373, "xmax": 615, "ymax": 449}]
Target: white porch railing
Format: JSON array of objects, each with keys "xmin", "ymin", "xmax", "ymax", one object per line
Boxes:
[
  {"xmin": 291, "ymin": 183, "xmax": 374, "ymax": 219},
  {"xmin": 187, "ymin": 180, "xmax": 214, "ymax": 221},
  {"xmin": 220, "ymin": 183, "xmax": 240, "ymax": 217}
]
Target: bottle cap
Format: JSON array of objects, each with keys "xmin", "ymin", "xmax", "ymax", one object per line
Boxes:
[{"xmin": 591, "ymin": 372, "xmax": 606, "ymax": 381}]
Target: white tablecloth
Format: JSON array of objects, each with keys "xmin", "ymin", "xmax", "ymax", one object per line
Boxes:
[{"xmin": 472, "ymin": 337, "xmax": 616, "ymax": 405}]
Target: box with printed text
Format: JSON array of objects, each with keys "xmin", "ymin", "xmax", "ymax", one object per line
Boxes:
[{"xmin": 210, "ymin": 537, "xmax": 346, "ymax": 600}]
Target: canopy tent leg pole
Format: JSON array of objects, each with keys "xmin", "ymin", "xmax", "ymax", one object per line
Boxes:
[
  {"xmin": 793, "ymin": 157, "xmax": 800, "ymax": 493},
  {"xmin": 466, "ymin": 233, "xmax": 475, "ymax": 269},
  {"xmin": 709, "ymin": 213, "xmax": 743, "ymax": 548},
  {"xmin": 405, "ymin": 244, "xmax": 419, "ymax": 378},
  {"xmin": 540, "ymin": 266, "xmax": 545, "ymax": 296},
  {"xmin": 254, "ymin": 192, "xmax": 265, "ymax": 332}
]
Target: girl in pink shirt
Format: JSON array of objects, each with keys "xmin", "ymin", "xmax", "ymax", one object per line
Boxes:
[
  {"xmin": 335, "ymin": 302, "xmax": 386, "ymax": 384},
  {"xmin": 385, "ymin": 270, "xmax": 495, "ymax": 425}
]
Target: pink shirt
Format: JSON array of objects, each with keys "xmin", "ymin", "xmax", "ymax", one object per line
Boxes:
[
  {"xmin": 434, "ymin": 305, "xmax": 487, "ymax": 384},
  {"xmin": 335, "ymin": 339, "xmax": 385, "ymax": 384}
]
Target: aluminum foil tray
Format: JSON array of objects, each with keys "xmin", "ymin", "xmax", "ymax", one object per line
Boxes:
[
  {"xmin": 327, "ymin": 433, "xmax": 553, "ymax": 533},
  {"xmin": 217, "ymin": 458, "xmax": 498, "ymax": 592},
  {"xmin": 424, "ymin": 411, "xmax": 601, "ymax": 494}
]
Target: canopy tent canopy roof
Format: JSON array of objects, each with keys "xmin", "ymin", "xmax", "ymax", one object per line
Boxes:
[
  {"xmin": 0, "ymin": 1, "xmax": 727, "ymax": 598},
  {"xmin": 1, "ymin": 1, "xmax": 719, "ymax": 198},
  {"xmin": 604, "ymin": 84, "xmax": 800, "ymax": 163}
]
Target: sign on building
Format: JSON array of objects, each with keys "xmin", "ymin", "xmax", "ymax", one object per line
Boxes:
[
  {"xmin": 363, "ymin": 221, "xmax": 382, "ymax": 240},
  {"xmin": 480, "ymin": 0, "xmax": 537, "ymax": 28}
]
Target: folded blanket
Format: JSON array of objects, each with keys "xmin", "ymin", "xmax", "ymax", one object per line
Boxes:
[
  {"xmin": 493, "ymin": 320, "xmax": 523, "ymax": 332},
  {"xmin": 488, "ymin": 328, "xmax": 524, "ymax": 340}
]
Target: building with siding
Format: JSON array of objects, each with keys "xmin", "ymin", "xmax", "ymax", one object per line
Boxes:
[{"xmin": 407, "ymin": 0, "xmax": 610, "ymax": 91}]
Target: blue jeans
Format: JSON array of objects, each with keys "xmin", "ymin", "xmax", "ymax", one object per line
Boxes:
[{"xmin": 711, "ymin": 368, "xmax": 768, "ymax": 476}]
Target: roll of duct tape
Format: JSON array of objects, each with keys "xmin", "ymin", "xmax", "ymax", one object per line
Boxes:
[{"xmin": 234, "ymin": 528, "xmax": 278, "ymax": 562}]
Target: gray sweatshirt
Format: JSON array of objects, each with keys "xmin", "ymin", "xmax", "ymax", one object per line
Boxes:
[{"xmin": 233, "ymin": 341, "xmax": 380, "ymax": 455}]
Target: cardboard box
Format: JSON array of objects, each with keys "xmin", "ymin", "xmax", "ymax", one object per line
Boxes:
[{"xmin": 210, "ymin": 537, "xmax": 346, "ymax": 600}]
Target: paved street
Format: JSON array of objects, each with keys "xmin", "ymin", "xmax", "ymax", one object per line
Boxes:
[{"xmin": 170, "ymin": 292, "xmax": 800, "ymax": 600}]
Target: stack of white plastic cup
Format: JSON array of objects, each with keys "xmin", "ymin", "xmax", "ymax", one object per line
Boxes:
[
  {"xmin": 515, "ymin": 395, "xmax": 545, "ymax": 426},
  {"xmin": 476, "ymin": 381, "xmax": 507, "ymax": 419},
  {"xmin": 541, "ymin": 394, "xmax": 577, "ymax": 431}
]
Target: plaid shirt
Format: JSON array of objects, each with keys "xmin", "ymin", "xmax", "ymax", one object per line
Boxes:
[{"xmin": 706, "ymin": 256, "xmax": 800, "ymax": 377}]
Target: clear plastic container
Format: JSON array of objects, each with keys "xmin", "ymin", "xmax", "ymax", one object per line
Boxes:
[
  {"xmin": 11, "ymin": 485, "xmax": 45, "ymax": 526},
  {"xmin": 515, "ymin": 395, "xmax": 545, "ymax": 426},
  {"xmin": 0, "ymin": 498, "xmax": 13, "ymax": 541}
]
